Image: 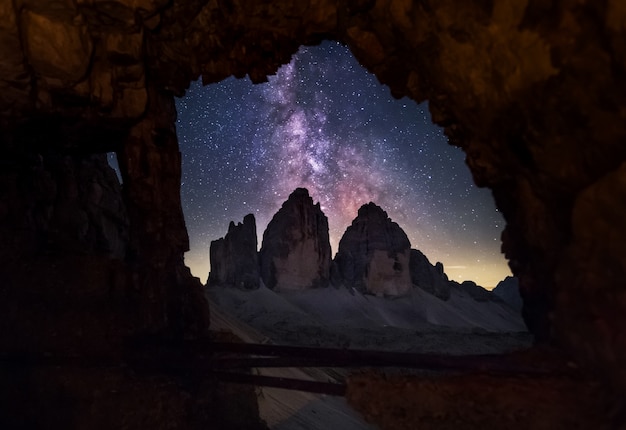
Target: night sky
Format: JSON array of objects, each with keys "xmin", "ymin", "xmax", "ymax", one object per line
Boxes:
[{"xmin": 174, "ymin": 41, "xmax": 511, "ymax": 289}]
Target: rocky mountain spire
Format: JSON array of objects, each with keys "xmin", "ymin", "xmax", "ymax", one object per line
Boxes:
[
  {"xmin": 207, "ymin": 213, "xmax": 259, "ymax": 289},
  {"xmin": 259, "ymin": 188, "xmax": 331, "ymax": 291},
  {"xmin": 333, "ymin": 202, "xmax": 411, "ymax": 296},
  {"xmin": 409, "ymin": 249, "xmax": 452, "ymax": 300}
]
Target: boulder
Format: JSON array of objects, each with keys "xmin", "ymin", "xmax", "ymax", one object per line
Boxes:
[
  {"xmin": 333, "ymin": 202, "xmax": 411, "ymax": 296},
  {"xmin": 259, "ymin": 188, "xmax": 331, "ymax": 291},
  {"xmin": 207, "ymin": 213, "xmax": 259, "ymax": 290},
  {"xmin": 409, "ymin": 249, "xmax": 452, "ymax": 300}
]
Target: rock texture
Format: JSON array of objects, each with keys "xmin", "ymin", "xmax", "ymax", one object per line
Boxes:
[
  {"xmin": 207, "ymin": 214, "xmax": 259, "ymax": 290},
  {"xmin": 409, "ymin": 249, "xmax": 452, "ymax": 300},
  {"xmin": 347, "ymin": 369, "xmax": 609, "ymax": 430},
  {"xmin": 333, "ymin": 203, "xmax": 411, "ymax": 297},
  {"xmin": 0, "ymin": 153, "xmax": 129, "ymax": 260},
  {"xmin": 259, "ymin": 188, "xmax": 331, "ymax": 291},
  {"xmin": 493, "ymin": 276, "xmax": 523, "ymax": 312},
  {"xmin": 1, "ymin": 0, "xmax": 626, "ymax": 424}
]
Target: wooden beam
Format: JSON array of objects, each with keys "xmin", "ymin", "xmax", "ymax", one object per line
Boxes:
[
  {"xmin": 212, "ymin": 371, "xmax": 347, "ymax": 396},
  {"xmin": 209, "ymin": 342, "xmax": 556, "ymax": 375}
]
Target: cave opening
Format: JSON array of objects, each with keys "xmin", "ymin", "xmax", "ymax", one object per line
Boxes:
[
  {"xmin": 170, "ymin": 41, "xmax": 530, "ymax": 364},
  {"xmin": 175, "ymin": 41, "xmax": 511, "ymax": 291},
  {"xmin": 169, "ymin": 41, "xmax": 533, "ymax": 427}
]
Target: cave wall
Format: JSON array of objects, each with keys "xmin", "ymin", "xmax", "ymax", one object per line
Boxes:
[{"xmin": 1, "ymin": 0, "xmax": 626, "ymax": 425}]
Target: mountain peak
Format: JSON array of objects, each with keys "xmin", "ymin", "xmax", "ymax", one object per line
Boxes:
[
  {"xmin": 333, "ymin": 203, "xmax": 411, "ymax": 296},
  {"xmin": 207, "ymin": 213, "xmax": 259, "ymax": 289},
  {"xmin": 259, "ymin": 188, "xmax": 331, "ymax": 291},
  {"xmin": 289, "ymin": 187, "xmax": 311, "ymax": 199}
]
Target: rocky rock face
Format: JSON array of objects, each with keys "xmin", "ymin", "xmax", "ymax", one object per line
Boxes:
[
  {"xmin": 1, "ymin": 0, "xmax": 626, "ymax": 422},
  {"xmin": 493, "ymin": 276, "xmax": 523, "ymax": 312},
  {"xmin": 409, "ymin": 249, "xmax": 452, "ymax": 300},
  {"xmin": 207, "ymin": 214, "xmax": 259, "ymax": 290},
  {"xmin": 333, "ymin": 203, "xmax": 411, "ymax": 297},
  {"xmin": 259, "ymin": 188, "xmax": 331, "ymax": 291},
  {"xmin": 0, "ymin": 153, "xmax": 129, "ymax": 261},
  {"xmin": 409, "ymin": 250, "xmax": 499, "ymax": 303},
  {"xmin": 0, "ymin": 143, "xmax": 213, "ymax": 428}
]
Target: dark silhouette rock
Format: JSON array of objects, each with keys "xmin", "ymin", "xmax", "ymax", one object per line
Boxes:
[
  {"xmin": 409, "ymin": 249, "xmax": 452, "ymax": 300},
  {"xmin": 333, "ymin": 203, "xmax": 411, "ymax": 296},
  {"xmin": 259, "ymin": 188, "xmax": 331, "ymax": 291},
  {"xmin": 493, "ymin": 276, "xmax": 523, "ymax": 312},
  {"xmin": 0, "ymin": 153, "xmax": 130, "ymax": 260},
  {"xmin": 207, "ymin": 214, "xmax": 259, "ymax": 289},
  {"xmin": 451, "ymin": 280, "xmax": 498, "ymax": 302}
]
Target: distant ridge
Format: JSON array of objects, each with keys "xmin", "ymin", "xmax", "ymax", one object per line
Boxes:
[{"xmin": 493, "ymin": 276, "xmax": 523, "ymax": 311}]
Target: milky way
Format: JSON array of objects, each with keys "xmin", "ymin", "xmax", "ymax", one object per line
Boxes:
[{"xmin": 174, "ymin": 41, "xmax": 511, "ymax": 288}]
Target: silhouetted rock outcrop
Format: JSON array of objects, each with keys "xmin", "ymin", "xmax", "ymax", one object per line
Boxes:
[
  {"xmin": 493, "ymin": 276, "xmax": 523, "ymax": 312},
  {"xmin": 409, "ymin": 249, "xmax": 452, "ymax": 300},
  {"xmin": 333, "ymin": 203, "xmax": 411, "ymax": 296},
  {"xmin": 259, "ymin": 188, "xmax": 331, "ymax": 291},
  {"xmin": 451, "ymin": 280, "xmax": 499, "ymax": 302},
  {"xmin": 207, "ymin": 214, "xmax": 259, "ymax": 289}
]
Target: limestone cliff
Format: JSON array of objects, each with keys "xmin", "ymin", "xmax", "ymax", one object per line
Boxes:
[
  {"xmin": 259, "ymin": 188, "xmax": 331, "ymax": 291},
  {"xmin": 333, "ymin": 203, "xmax": 411, "ymax": 296},
  {"xmin": 207, "ymin": 214, "xmax": 259, "ymax": 290},
  {"xmin": 409, "ymin": 249, "xmax": 452, "ymax": 301}
]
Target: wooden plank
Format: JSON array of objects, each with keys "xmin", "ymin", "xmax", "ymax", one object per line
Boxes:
[
  {"xmin": 209, "ymin": 342, "xmax": 552, "ymax": 375},
  {"xmin": 1, "ymin": 340, "xmax": 565, "ymax": 378},
  {"xmin": 212, "ymin": 371, "xmax": 347, "ymax": 396}
]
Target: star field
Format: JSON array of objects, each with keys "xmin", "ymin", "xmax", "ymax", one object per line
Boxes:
[{"xmin": 175, "ymin": 41, "xmax": 511, "ymax": 289}]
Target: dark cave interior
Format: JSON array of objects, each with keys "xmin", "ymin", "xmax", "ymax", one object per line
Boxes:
[{"xmin": 1, "ymin": 0, "xmax": 626, "ymax": 428}]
